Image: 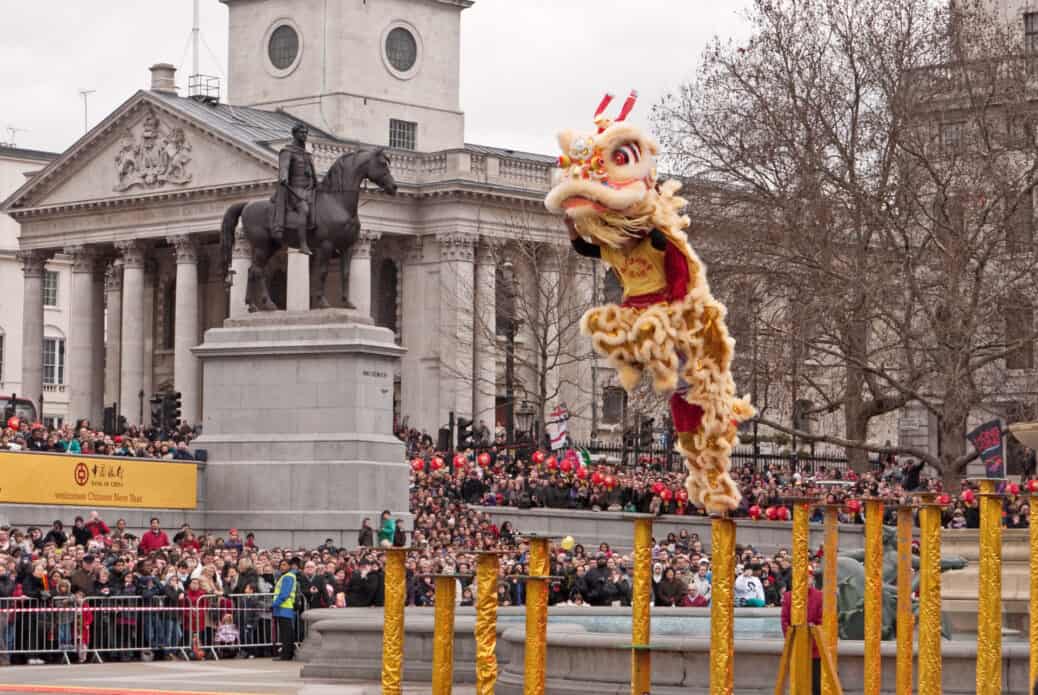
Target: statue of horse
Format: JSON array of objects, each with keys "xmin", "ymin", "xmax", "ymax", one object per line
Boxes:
[{"xmin": 220, "ymin": 148, "xmax": 397, "ymax": 312}]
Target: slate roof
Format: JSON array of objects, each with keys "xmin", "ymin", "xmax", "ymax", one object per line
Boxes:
[
  {"xmin": 465, "ymin": 143, "xmax": 555, "ymax": 165},
  {"xmin": 149, "ymin": 91, "xmax": 339, "ymax": 153},
  {"xmin": 0, "ymin": 145, "xmax": 59, "ymax": 162}
]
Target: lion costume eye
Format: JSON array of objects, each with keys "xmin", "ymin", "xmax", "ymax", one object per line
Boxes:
[{"xmin": 612, "ymin": 142, "xmax": 642, "ymax": 167}]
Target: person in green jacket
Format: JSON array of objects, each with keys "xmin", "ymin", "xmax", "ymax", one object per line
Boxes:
[{"xmin": 377, "ymin": 510, "xmax": 396, "ymax": 547}]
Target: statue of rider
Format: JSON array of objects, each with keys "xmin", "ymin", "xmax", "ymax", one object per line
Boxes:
[{"xmin": 272, "ymin": 123, "xmax": 316, "ymax": 255}]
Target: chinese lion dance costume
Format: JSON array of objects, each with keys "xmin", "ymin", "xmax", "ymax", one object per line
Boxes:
[{"xmin": 544, "ymin": 91, "xmax": 754, "ymax": 514}]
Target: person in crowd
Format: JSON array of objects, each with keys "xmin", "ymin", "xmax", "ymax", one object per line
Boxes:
[
  {"xmin": 734, "ymin": 564, "xmax": 766, "ymax": 607},
  {"xmin": 138, "ymin": 518, "xmax": 170, "ymax": 554},
  {"xmin": 780, "ymin": 562, "xmax": 824, "ymax": 695},
  {"xmin": 377, "ymin": 511, "xmax": 396, "ymax": 548},
  {"xmin": 357, "ymin": 518, "xmax": 374, "ymax": 548},
  {"xmin": 271, "ymin": 559, "xmax": 298, "ymax": 661}
]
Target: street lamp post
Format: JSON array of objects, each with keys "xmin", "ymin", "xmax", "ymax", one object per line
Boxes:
[{"xmin": 516, "ymin": 400, "xmax": 535, "ymax": 444}]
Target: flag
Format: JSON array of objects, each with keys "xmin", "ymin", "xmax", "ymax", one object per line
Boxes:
[{"xmin": 546, "ymin": 403, "xmax": 570, "ymax": 451}]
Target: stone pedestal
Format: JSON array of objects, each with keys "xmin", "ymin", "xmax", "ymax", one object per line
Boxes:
[{"xmin": 192, "ymin": 309, "xmax": 407, "ymax": 547}]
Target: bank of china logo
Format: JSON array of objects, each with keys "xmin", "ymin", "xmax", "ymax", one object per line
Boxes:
[{"xmin": 74, "ymin": 462, "xmax": 89, "ymax": 487}]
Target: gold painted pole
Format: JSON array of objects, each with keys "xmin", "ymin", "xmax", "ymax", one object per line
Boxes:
[
  {"xmin": 631, "ymin": 516, "xmax": 653, "ymax": 695},
  {"xmin": 431, "ymin": 576, "xmax": 458, "ymax": 695},
  {"xmin": 895, "ymin": 507, "xmax": 914, "ymax": 695},
  {"xmin": 474, "ymin": 553, "xmax": 501, "ymax": 695},
  {"xmin": 710, "ymin": 516, "xmax": 736, "ymax": 695},
  {"xmin": 381, "ymin": 548, "xmax": 407, "ymax": 695},
  {"xmin": 976, "ymin": 479, "xmax": 1002, "ymax": 695},
  {"xmin": 863, "ymin": 499, "xmax": 884, "ymax": 695},
  {"xmin": 524, "ymin": 537, "xmax": 550, "ymax": 695},
  {"xmin": 790, "ymin": 501, "xmax": 812, "ymax": 695},
  {"xmin": 1031, "ymin": 496, "xmax": 1038, "ymax": 695},
  {"xmin": 917, "ymin": 499, "xmax": 943, "ymax": 694},
  {"xmin": 821, "ymin": 506, "xmax": 840, "ymax": 695}
]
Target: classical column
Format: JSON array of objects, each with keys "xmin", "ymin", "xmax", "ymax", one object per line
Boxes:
[
  {"xmin": 229, "ymin": 225, "xmax": 251, "ymax": 318},
  {"xmin": 90, "ymin": 261, "xmax": 106, "ymax": 425},
  {"xmin": 474, "ymin": 239, "xmax": 498, "ymax": 427},
  {"xmin": 18, "ymin": 250, "xmax": 51, "ymax": 413},
  {"xmin": 118, "ymin": 241, "xmax": 146, "ymax": 425},
  {"xmin": 541, "ymin": 251, "xmax": 562, "ymax": 416},
  {"xmin": 104, "ymin": 262, "xmax": 123, "ymax": 408},
  {"xmin": 141, "ymin": 259, "xmax": 157, "ymax": 402},
  {"xmin": 66, "ymin": 246, "xmax": 102, "ymax": 424},
  {"xmin": 350, "ymin": 230, "xmax": 381, "ymax": 318},
  {"xmin": 438, "ymin": 232, "xmax": 476, "ymax": 426},
  {"xmin": 400, "ymin": 237, "xmax": 437, "ymax": 431},
  {"xmin": 563, "ymin": 257, "xmax": 595, "ymax": 440},
  {"xmin": 170, "ymin": 235, "xmax": 201, "ymax": 425}
]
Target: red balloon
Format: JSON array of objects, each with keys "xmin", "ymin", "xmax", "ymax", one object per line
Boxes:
[
  {"xmin": 453, "ymin": 454, "xmax": 467, "ymax": 469},
  {"xmin": 5, "ymin": 416, "xmax": 18, "ymax": 429},
  {"xmin": 532, "ymin": 451, "xmax": 546, "ymax": 465},
  {"xmin": 430, "ymin": 456, "xmax": 444, "ymax": 471},
  {"xmin": 677, "ymin": 489, "xmax": 689, "ymax": 502},
  {"xmin": 591, "ymin": 471, "xmax": 604, "ymax": 486},
  {"xmin": 547, "ymin": 456, "xmax": 558, "ymax": 470},
  {"xmin": 961, "ymin": 489, "xmax": 975, "ymax": 504},
  {"xmin": 1028, "ymin": 479, "xmax": 1038, "ymax": 493},
  {"xmin": 605, "ymin": 475, "xmax": 617, "ymax": 489},
  {"xmin": 575, "ymin": 466, "xmax": 588, "ymax": 480},
  {"xmin": 661, "ymin": 489, "xmax": 673, "ymax": 502},
  {"xmin": 765, "ymin": 506, "xmax": 779, "ymax": 521},
  {"xmin": 846, "ymin": 499, "xmax": 862, "ymax": 514},
  {"xmin": 748, "ymin": 505, "xmax": 762, "ymax": 520},
  {"xmin": 410, "ymin": 458, "xmax": 424, "ymax": 472},
  {"xmin": 777, "ymin": 506, "xmax": 790, "ymax": 521},
  {"xmin": 477, "ymin": 452, "xmax": 492, "ymax": 467},
  {"xmin": 652, "ymin": 481, "xmax": 665, "ymax": 495},
  {"xmin": 936, "ymin": 493, "xmax": 951, "ymax": 506},
  {"xmin": 1008, "ymin": 482, "xmax": 1020, "ymax": 496},
  {"xmin": 560, "ymin": 459, "xmax": 573, "ymax": 473}
]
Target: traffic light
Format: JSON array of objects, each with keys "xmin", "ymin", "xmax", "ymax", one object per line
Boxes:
[
  {"xmin": 116, "ymin": 415, "xmax": 128, "ymax": 436},
  {"xmin": 456, "ymin": 417, "xmax": 474, "ymax": 450},
  {"xmin": 162, "ymin": 392, "xmax": 183, "ymax": 429},
  {"xmin": 150, "ymin": 396, "xmax": 163, "ymax": 430},
  {"xmin": 639, "ymin": 417, "xmax": 655, "ymax": 448}
]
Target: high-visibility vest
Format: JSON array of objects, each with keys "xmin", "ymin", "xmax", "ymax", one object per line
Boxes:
[{"xmin": 274, "ymin": 572, "xmax": 296, "ymax": 611}]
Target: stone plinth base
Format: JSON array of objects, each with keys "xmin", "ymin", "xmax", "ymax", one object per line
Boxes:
[{"xmin": 192, "ymin": 310, "xmax": 408, "ymax": 547}]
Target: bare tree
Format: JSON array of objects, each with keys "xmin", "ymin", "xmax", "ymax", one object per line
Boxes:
[{"xmin": 654, "ymin": 0, "xmax": 1038, "ymax": 484}]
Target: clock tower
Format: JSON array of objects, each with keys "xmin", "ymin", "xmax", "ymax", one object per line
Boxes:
[{"xmin": 221, "ymin": 0, "xmax": 472, "ymax": 151}]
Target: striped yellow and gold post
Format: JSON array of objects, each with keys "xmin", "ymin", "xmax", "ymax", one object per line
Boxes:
[
  {"xmin": 918, "ymin": 499, "xmax": 943, "ymax": 694},
  {"xmin": 524, "ymin": 537, "xmax": 551, "ymax": 695},
  {"xmin": 863, "ymin": 499, "xmax": 884, "ymax": 695},
  {"xmin": 790, "ymin": 501, "xmax": 812, "ymax": 695},
  {"xmin": 1030, "ymin": 495, "xmax": 1038, "ymax": 695},
  {"xmin": 710, "ymin": 516, "xmax": 736, "ymax": 695},
  {"xmin": 473, "ymin": 553, "xmax": 501, "ymax": 695},
  {"xmin": 976, "ymin": 479, "xmax": 1002, "ymax": 695},
  {"xmin": 431, "ymin": 576, "xmax": 458, "ymax": 695},
  {"xmin": 821, "ymin": 506, "xmax": 840, "ymax": 695},
  {"xmin": 381, "ymin": 548, "xmax": 407, "ymax": 695},
  {"xmin": 895, "ymin": 507, "xmax": 914, "ymax": 695},
  {"xmin": 631, "ymin": 516, "xmax": 653, "ymax": 694}
]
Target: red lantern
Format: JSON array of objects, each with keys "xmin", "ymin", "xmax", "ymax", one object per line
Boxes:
[
  {"xmin": 532, "ymin": 451, "xmax": 546, "ymax": 465},
  {"xmin": 560, "ymin": 459, "xmax": 573, "ymax": 473},
  {"xmin": 748, "ymin": 505, "xmax": 762, "ymax": 521},
  {"xmin": 547, "ymin": 456, "xmax": 559, "ymax": 471},
  {"xmin": 765, "ymin": 506, "xmax": 778, "ymax": 521},
  {"xmin": 453, "ymin": 453, "xmax": 467, "ymax": 469},
  {"xmin": 936, "ymin": 493, "xmax": 951, "ymax": 506},
  {"xmin": 961, "ymin": 489, "xmax": 975, "ymax": 504},
  {"xmin": 430, "ymin": 456, "xmax": 444, "ymax": 471},
  {"xmin": 5, "ymin": 416, "xmax": 18, "ymax": 430},
  {"xmin": 477, "ymin": 452, "xmax": 491, "ymax": 467},
  {"xmin": 605, "ymin": 475, "xmax": 617, "ymax": 489},
  {"xmin": 592, "ymin": 471, "xmax": 604, "ymax": 486},
  {"xmin": 410, "ymin": 458, "xmax": 425, "ymax": 472},
  {"xmin": 777, "ymin": 506, "xmax": 790, "ymax": 521},
  {"xmin": 677, "ymin": 489, "xmax": 689, "ymax": 502},
  {"xmin": 661, "ymin": 489, "xmax": 673, "ymax": 502},
  {"xmin": 652, "ymin": 481, "xmax": 665, "ymax": 495},
  {"xmin": 846, "ymin": 499, "xmax": 862, "ymax": 515},
  {"xmin": 1027, "ymin": 479, "xmax": 1038, "ymax": 493},
  {"xmin": 1008, "ymin": 482, "xmax": 1020, "ymax": 496}
]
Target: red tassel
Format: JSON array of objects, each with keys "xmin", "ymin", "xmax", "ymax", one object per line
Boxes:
[
  {"xmin": 593, "ymin": 93, "xmax": 615, "ymax": 119},
  {"xmin": 616, "ymin": 90, "xmax": 639, "ymax": 121}
]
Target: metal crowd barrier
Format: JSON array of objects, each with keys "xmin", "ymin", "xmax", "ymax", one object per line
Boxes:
[{"xmin": 189, "ymin": 592, "xmax": 278, "ymax": 660}]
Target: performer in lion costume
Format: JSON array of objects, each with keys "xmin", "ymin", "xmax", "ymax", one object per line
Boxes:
[{"xmin": 544, "ymin": 91, "xmax": 754, "ymax": 514}]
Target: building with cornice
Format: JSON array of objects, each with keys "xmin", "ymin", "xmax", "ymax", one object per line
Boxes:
[{"xmin": 2, "ymin": 0, "xmax": 603, "ymax": 442}]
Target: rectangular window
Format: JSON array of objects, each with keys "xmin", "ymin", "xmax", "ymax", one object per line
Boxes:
[
  {"xmin": 602, "ymin": 387, "xmax": 627, "ymax": 425},
  {"xmin": 1026, "ymin": 13, "xmax": 1038, "ymax": 53},
  {"xmin": 42, "ymin": 338, "xmax": 65, "ymax": 385},
  {"xmin": 43, "ymin": 416, "xmax": 63, "ymax": 428},
  {"xmin": 1005, "ymin": 296, "xmax": 1034, "ymax": 369},
  {"xmin": 939, "ymin": 121, "xmax": 966, "ymax": 152},
  {"xmin": 389, "ymin": 119, "xmax": 417, "ymax": 150},
  {"xmin": 1006, "ymin": 188, "xmax": 1034, "ymax": 253},
  {"xmin": 42, "ymin": 270, "xmax": 59, "ymax": 307}
]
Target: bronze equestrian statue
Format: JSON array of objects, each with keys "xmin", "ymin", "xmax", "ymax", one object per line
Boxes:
[
  {"xmin": 220, "ymin": 129, "xmax": 398, "ymax": 312},
  {"xmin": 273, "ymin": 124, "xmax": 317, "ymax": 256}
]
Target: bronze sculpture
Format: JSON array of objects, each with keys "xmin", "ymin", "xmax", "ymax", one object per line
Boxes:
[
  {"xmin": 220, "ymin": 141, "xmax": 397, "ymax": 312},
  {"xmin": 272, "ymin": 124, "xmax": 317, "ymax": 256}
]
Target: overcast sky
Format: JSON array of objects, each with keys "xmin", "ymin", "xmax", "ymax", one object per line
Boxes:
[{"xmin": 0, "ymin": 0, "xmax": 750, "ymax": 155}]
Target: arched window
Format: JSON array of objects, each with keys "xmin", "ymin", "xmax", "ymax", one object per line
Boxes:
[{"xmin": 374, "ymin": 259, "xmax": 398, "ymax": 333}]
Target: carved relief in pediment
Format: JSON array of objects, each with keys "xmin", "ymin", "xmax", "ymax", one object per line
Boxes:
[{"xmin": 113, "ymin": 107, "xmax": 193, "ymax": 192}]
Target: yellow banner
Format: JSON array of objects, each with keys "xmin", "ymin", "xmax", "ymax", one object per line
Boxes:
[{"xmin": 0, "ymin": 451, "xmax": 197, "ymax": 509}]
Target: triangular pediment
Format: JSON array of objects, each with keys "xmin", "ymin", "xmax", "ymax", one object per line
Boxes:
[{"xmin": 5, "ymin": 91, "xmax": 278, "ymax": 211}]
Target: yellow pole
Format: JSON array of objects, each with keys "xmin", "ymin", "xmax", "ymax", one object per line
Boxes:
[
  {"xmin": 918, "ymin": 500, "xmax": 943, "ymax": 695},
  {"xmin": 710, "ymin": 516, "xmax": 736, "ymax": 695},
  {"xmin": 1031, "ymin": 497, "xmax": 1038, "ymax": 695},
  {"xmin": 431, "ymin": 576, "xmax": 457, "ymax": 695},
  {"xmin": 524, "ymin": 537, "xmax": 550, "ymax": 695},
  {"xmin": 474, "ymin": 553, "xmax": 500, "ymax": 695},
  {"xmin": 631, "ymin": 517, "xmax": 653, "ymax": 694},
  {"xmin": 381, "ymin": 548, "xmax": 407, "ymax": 695},
  {"xmin": 976, "ymin": 479, "xmax": 1002, "ymax": 695},
  {"xmin": 790, "ymin": 501, "xmax": 812, "ymax": 694},
  {"xmin": 821, "ymin": 506, "xmax": 839, "ymax": 695},
  {"xmin": 1030, "ymin": 496, "xmax": 1038, "ymax": 695},
  {"xmin": 895, "ymin": 507, "xmax": 914, "ymax": 695},
  {"xmin": 863, "ymin": 499, "xmax": 883, "ymax": 695}
]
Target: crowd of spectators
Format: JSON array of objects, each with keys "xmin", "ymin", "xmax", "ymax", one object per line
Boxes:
[{"xmin": 1, "ymin": 417, "xmax": 199, "ymax": 461}]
